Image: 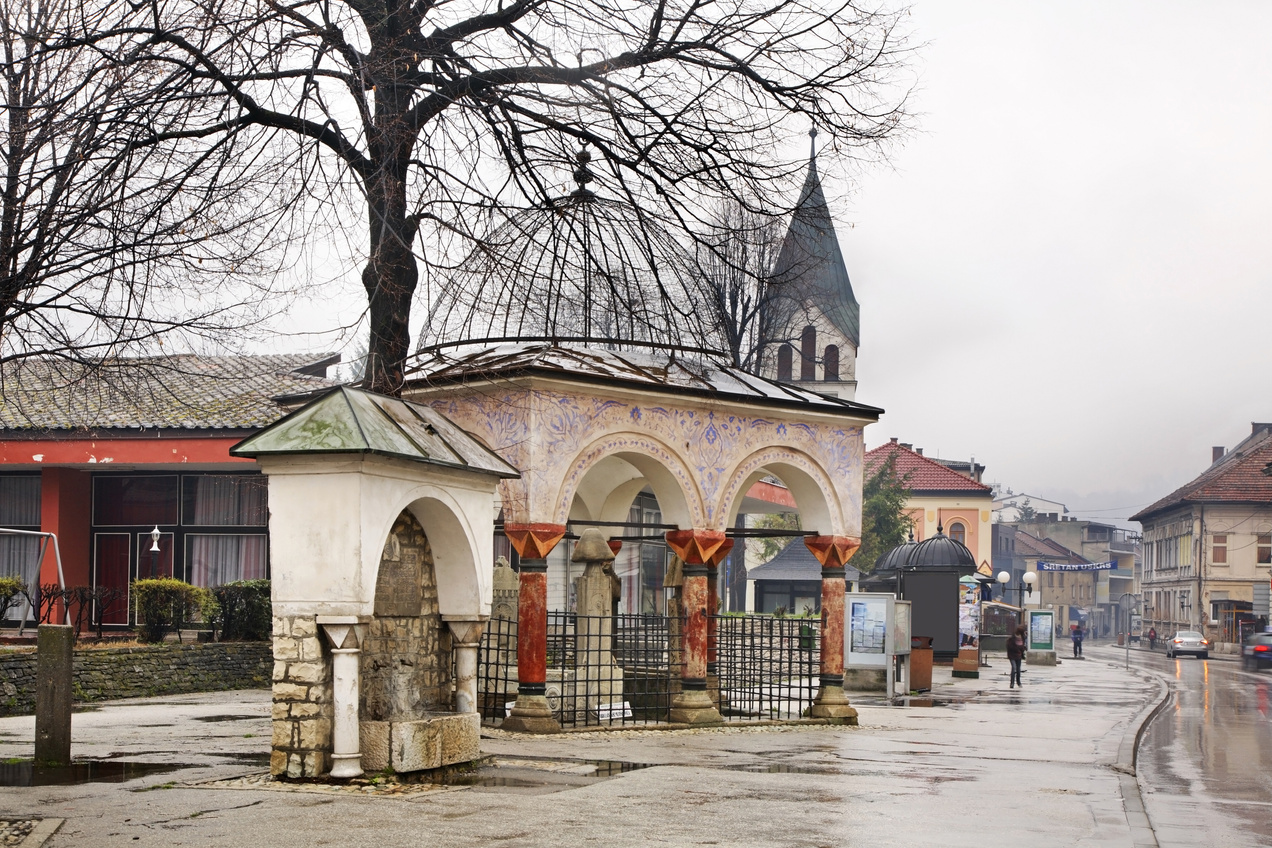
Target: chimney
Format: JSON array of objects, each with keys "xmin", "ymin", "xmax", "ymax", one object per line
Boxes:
[
  {"xmin": 916, "ymin": 448, "xmax": 923, "ymax": 456},
  {"xmin": 1254, "ymin": 423, "xmax": 1272, "ymax": 437},
  {"xmin": 1213, "ymin": 446, "xmax": 1226, "ymax": 463},
  {"xmin": 890, "ymin": 437, "xmax": 898, "ymax": 444},
  {"xmin": 900, "ymin": 443, "xmax": 912, "ymax": 451}
]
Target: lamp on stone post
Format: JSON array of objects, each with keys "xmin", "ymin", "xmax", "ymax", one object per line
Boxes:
[{"xmin": 149, "ymin": 525, "xmax": 161, "ymax": 578}]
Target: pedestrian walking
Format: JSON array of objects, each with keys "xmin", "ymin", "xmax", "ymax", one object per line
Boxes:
[
  {"xmin": 1072, "ymin": 623, "xmax": 1084, "ymax": 658},
  {"xmin": 1148, "ymin": 627, "xmax": 1157, "ymax": 650},
  {"xmin": 1007, "ymin": 624, "xmax": 1026, "ymax": 688}
]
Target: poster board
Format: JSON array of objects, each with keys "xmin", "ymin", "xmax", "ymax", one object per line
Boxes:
[
  {"xmin": 1027, "ymin": 609, "xmax": 1055, "ymax": 651},
  {"xmin": 846, "ymin": 593, "xmax": 891, "ymax": 669},
  {"xmin": 892, "ymin": 600, "xmax": 912, "ymax": 656}
]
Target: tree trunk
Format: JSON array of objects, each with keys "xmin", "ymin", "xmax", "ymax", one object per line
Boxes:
[{"xmin": 361, "ymin": 171, "xmax": 418, "ymax": 397}]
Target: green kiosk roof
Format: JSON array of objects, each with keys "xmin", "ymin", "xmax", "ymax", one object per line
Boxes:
[{"xmin": 231, "ymin": 386, "xmax": 519, "ymax": 479}]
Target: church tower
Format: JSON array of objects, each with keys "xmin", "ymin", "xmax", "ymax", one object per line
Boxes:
[{"xmin": 761, "ymin": 131, "xmax": 860, "ymax": 401}]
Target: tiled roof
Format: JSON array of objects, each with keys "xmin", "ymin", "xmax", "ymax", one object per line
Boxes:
[
  {"xmin": 865, "ymin": 441, "xmax": 994, "ymax": 495},
  {"xmin": 748, "ymin": 539, "xmax": 863, "ymax": 583},
  {"xmin": 1132, "ymin": 426, "xmax": 1272, "ymax": 521},
  {"xmin": 0, "ymin": 354, "xmax": 340, "ymax": 432},
  {"xmin": 404, "ymin": 342, "xmax": 883, "ymax": 417},
  {"xmin": 1012, "ymin": 530, "xmax": 1085, "ymax": 563}
]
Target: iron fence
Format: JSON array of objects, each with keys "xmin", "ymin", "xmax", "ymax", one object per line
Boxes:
[{"xmin": 477, "ymin": 612, "xmax": 820, "ymax": 728}]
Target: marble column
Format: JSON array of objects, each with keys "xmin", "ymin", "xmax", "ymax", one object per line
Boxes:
[
  {"xmin": 445, "ymin": 617, "xmax": 487, "ymax": 715},
  {"xmin": 804, "ymin": 535, "xmax": 861, "ymax": 724},
  {"xmin": 665, "ymin": 529, "xmax": 726, "ymax": 725},
  {"xmin": 318, "ymin": 616, "xmax": 367, "ymax": 777},
  {"xmin": 501, "ymin": 523, "xmax": 566, "ymax": 733}
]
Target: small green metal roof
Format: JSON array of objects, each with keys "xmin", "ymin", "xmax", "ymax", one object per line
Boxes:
[{"xmin": 230, "ymin": 386, "xmax": 519, "ymax": 479}]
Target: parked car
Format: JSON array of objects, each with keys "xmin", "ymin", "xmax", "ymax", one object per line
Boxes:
[
  {"xmin": 1166, "ymin": 631, "xmax": 1209, "ymax": 659},
  {"xmin": 1242, "ymin": 632, "xmax": 1272, "ymax": 671}
]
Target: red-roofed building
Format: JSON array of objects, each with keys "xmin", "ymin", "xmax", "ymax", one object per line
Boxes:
[
  {"xmin": 865, "ymin": 438, "xmax": 994, "ymax": 571},
  {"xmin": 1132, "ymin": 423, "xmax": 1272, "ymax": 647}
]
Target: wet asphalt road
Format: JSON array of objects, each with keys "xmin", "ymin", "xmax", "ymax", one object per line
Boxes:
[{"xmin": 1132, "ymin": 647, "xmax": 1272, "ymax": 848}]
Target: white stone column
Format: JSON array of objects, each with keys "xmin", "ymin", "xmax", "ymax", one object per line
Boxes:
[
  {"xmin": 445, "ymin": 617, "xmax": 487, "ymax": 715},
  {"xmin": 318, "ymin": 616, "xmax": 366, "ymax": 779}
]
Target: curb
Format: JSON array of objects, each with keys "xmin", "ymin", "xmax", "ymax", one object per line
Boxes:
[
  {"xmin": 18, "ymin": 818, "xmax": 62, "ymax": 848},
  {"xmin": 1111, "ymin": 661, "xmax": 1172, "ymax": 848}
]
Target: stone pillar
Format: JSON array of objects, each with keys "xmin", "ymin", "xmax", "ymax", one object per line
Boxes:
[
  {"xmin": 665, "ymin": 530, "xmax": 726, "ymax": 725},
  {"xmin": 705, "ymin": 539, "xmax": 734, "ymax": 710},
  {"xmin": 34, "ymin": 625, "xmax": 73, "ymax": 766},
  {"xmin": 573, "ymin": 529, "xmax": 622, "ymax": 714},
  {"xmin": 804, "ymin": 535, "xmax": 861, "ymax": 724},
  {"xmin": 319, "ymin": 617, "xmax": 367, "ymax": 778},
  {"xmin": 445, "ymin": 618, "xmax": 487, "ymax": 714},
  {"xmin": 502, "ymin": 523, "xmax": 566, "ymax": 733}
]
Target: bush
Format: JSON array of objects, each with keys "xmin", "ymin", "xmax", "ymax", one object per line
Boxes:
[
  {"xmin": 0, "ymin": 576, "xmax": 24, "ymax": 622},
  {"xmin": 132, "ymin": 578, "xmax": 209, "ymax": 643},
  {"xmin": 208, "ymin": 580, "xmax": 272, "ymax": 641}
]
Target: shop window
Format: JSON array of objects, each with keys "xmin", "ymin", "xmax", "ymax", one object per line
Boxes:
[
  {"xmin": 186, "ymin": 535, "xmax": 268, "ymax": 586},
  {"xmin": 949, "ymin": 522, "xmax": 966, "ymax": 545},
  {"xmin": 183, "ymin": 475, "xmax": 268, "ymax": 526},
  {"xmin": 1259, "ymin": 534, "xmax": 1271, "ymax": 565},
  {"xmin": 1212, "ymin": 534, "xmax": 1228, "ymax": 565},
  {"xmin": 0, "ymin": 475, "xmax": 41, "ymax": 619}
]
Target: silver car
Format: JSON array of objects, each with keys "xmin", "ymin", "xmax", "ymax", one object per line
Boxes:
[{"xmin": 1166, "ymin": 630, "xmax": 1210, "ymax": 659}]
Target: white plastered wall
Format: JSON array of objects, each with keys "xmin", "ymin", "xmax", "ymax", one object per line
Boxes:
[{"xmin": 258, "ymin": 454, "xmax": 500, "ymax": 620}]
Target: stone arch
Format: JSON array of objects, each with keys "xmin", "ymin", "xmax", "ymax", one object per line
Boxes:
[
  {"xmin": 553, "ymin": 432, "xmax": 704, "ymax": 529},
  {"xmin": 715, "ymin": 446, "xmax": 843, "ymax": 537},
  {"xmin": 361, "ymin": 508, "xmax": 450, "ymax": 721}
]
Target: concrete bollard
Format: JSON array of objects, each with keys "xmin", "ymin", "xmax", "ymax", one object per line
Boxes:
[{"xmin": 35, "ymin": 624, "xmax": 74, "ymax": 765}]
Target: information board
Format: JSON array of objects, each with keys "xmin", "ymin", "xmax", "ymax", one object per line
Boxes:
[
  {"xmin": 1027, "ymin": 609, "xmax": 1055, "ymax": 651},
  {"xmin": 892, "ymin": 600, "xmax": 912, "ymax": 656},
  {"xmin": 845, "ymin": 593, "xmax": 892, "ymax": 669}
]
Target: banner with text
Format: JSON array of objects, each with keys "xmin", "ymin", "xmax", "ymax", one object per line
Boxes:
[{"xmin": 1037, "ymin": 560, "xmax": 1117, "ymax": 572}]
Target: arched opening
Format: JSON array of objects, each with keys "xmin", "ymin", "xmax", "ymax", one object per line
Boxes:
[
  {"xmin": 777, "ymin": 344, "xmax": 793, "ymax": 381},
  {"xmin": 800, "ymin": 326, "xmax": 816, "ymax": 381},
  {"xmin": 948, "ymin": 521, "xmax": 966, "ymax": 546},
  {"xmin": 824, "ymin": 345, "xmax": 839, "ymax": 381},
  {"xmin": 362, "ymin": 508, "xmax": 450, "ymax": 721}
]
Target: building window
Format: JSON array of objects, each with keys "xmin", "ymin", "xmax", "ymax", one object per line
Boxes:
[
  {"xmin": 777, "ymin": 344, "xmax": 793, "ymax": 382},
  {"xmin": 800, "ymin": 325, "xmax": 816, "ymax": 381},
  {"xmin": 1259, "ymin": 534, "xmax": 1272, "ymax": 565},
  {"xmin": 949, "ymin": 522, "xmax": 966, "ymax": 545},
  {"xmin": 0, "ymin": 475, "xmax": 41, "ymax": 620},
  {"xmin": 1212, "ymin": 534, "xmax": 1227, "ymax": 565},
  {"xmin": 823, "ymin": 345, "xmax": 839, "ymax": 381}
]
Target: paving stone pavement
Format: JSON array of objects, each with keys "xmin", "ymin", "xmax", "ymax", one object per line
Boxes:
[{"xmin": 0, "ymin": 653, "xmax": 1163, "ymax": 847}]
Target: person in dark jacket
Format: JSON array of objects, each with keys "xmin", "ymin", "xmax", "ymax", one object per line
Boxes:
[
  {"xmin": 1006, "ymin": 625, "xmax": 1026, "ymax": 688},
  {"xmin": 1072, "ymin": 624, "xmax": 1084, "ymax": 658}
]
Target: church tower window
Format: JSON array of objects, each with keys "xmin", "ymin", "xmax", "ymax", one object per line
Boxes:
[
  {"xmin": 777, "ymin": 345, "xmax": 793, "ymax": 382},
  {"xmin": 824, "ymin": 345, "xmax": 839, "ymax": 381},
  {"xmin": 800, "ymin": 326, "xmax": 816, "ymax": 381}
]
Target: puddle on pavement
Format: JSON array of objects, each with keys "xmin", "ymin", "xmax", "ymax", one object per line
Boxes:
[
  {"xmin": 0, "ymin": 760, "xmax": 186, "ymax": 787},
  {"xmin": 192, "ymin": 715, "xmax": 265, "ymax": 723},
  {"xmin": 444, "ymin": 756, "xmax": 654, "ymax": 792}
]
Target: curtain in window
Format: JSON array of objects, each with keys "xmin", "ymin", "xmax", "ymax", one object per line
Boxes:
[
  {"xmin": 188, "ymin": 535, "xmax": 267, "ymax": 587},
  {"xmin": 190, "ymin": 476, "xmax": 267, "ymax": 526},
  {"xmin": 0, "ymin": 535, "xmax": 40, "ymax": 620},
  {"xmin": 0, "ymin": 476, "xmax": 40, "ymax": 526}
]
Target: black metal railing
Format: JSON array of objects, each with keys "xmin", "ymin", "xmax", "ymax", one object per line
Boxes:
[{"xmin": 477, "ymin": 613, "xmax": 820, "ymax": 728}]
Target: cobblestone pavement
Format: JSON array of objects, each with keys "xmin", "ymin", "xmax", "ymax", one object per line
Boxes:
[{"xmin": 0, "ymin": 654, "xmax": 1163, "ymax": 848}]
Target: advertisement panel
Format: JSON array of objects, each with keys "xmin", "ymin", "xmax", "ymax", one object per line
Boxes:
[{"xmin": 1027, "ymin": 609, "xmax": 1055, "ymax": 651}]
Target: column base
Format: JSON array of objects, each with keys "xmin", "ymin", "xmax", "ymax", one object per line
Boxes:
[
  {"xmin": 809, "ymin": 685, "xmax": 859, "ymax": 725},
  {"xmin": 668, "ymin": 688, "xmax": 724, "ymax": 725},
  {"xmin": 329, "ymin": 752, "xmax": 364, "ymax": 779},
  {"xmin": 501, "ymin": 694, "xmax": 562, "ymax": 734}
]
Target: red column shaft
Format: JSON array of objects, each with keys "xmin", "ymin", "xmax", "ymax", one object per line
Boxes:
[
  {"xmin": 517, "ymin": 565, "xmax": 548, "ymax": 687},
  {"xmin": 682, "ymin": 566, "xmax": 708, "ymax": 681},
  {"xmin": 706, "ymin": 565, "xmax": 719, "ymax": 670},
  {"xmin": 820, "ymin": 567, "xmax": 846, "ymax": 681}
]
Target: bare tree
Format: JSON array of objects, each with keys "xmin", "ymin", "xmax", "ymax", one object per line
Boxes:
[
  {"xmin": 0, "ymin": 0, "xmax": 304, "ymax": 373},
  {"xmin": 66, "ymin": 0, "xmax": 911, "ymax": 395}
]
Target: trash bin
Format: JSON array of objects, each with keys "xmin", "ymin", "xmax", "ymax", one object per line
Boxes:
[
  {"xmin": 1117, "ymin": 633, "xmax": 1125, "ymax": 646},
  {"xmin": 910, "ymin": 636, "xmax": 934, "ymax": 692}
]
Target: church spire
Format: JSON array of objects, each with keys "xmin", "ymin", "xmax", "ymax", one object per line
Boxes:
[{"xmin": 769, "ymin": 131, "xmax": 860, "ymax": 349}]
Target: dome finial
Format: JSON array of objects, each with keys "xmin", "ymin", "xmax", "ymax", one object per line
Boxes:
[{"xmin": 572, "ymin": 143, "xmax": 595, "ymax": 198}]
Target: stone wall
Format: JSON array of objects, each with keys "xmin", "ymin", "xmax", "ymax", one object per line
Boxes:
[
  {"xmin": 0, "ymin": 642, "xmax": 271, "ymax": 717},
  {"xmin": 270, "ymin": 614, "xmax": 332, "ymax": 779}
]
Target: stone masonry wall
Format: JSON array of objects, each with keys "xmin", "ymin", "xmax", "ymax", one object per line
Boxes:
[
  {"xmin": 270, "ymin": 614, "xmax": 332, "ymax": 779},
  {"xmin": 0, "ymin": 643, "xmax": 271, "ymax": 717}
]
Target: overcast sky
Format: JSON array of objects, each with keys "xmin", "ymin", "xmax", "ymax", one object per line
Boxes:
[{"xmin": 837, "ymin": 1, "xmax": 1272, "ymax": 522}]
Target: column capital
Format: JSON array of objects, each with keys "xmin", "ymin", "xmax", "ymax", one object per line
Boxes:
[
  {"xmin": 665, "ymin": 529, "xmax": 728, "ymax": 565},
  {"xmin": 705, "ymin": 538, "xmax": 735, "ymax": 567},
  {"xmin": 804, "ymin": 535, "xmax": 861, "ymax": 569},
  {"xmin": 504, "ymin": 523, "xmax": 567, "ymax": 560}
]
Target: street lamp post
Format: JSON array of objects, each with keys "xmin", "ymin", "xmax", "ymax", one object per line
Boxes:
[
  {"xmin": 996, "ymin": 570, "xmax": 1037, "ymax": 610},
  {"xmin": 1119, "ymin": 593, "xmax": 1138, "ymax": 670}
]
